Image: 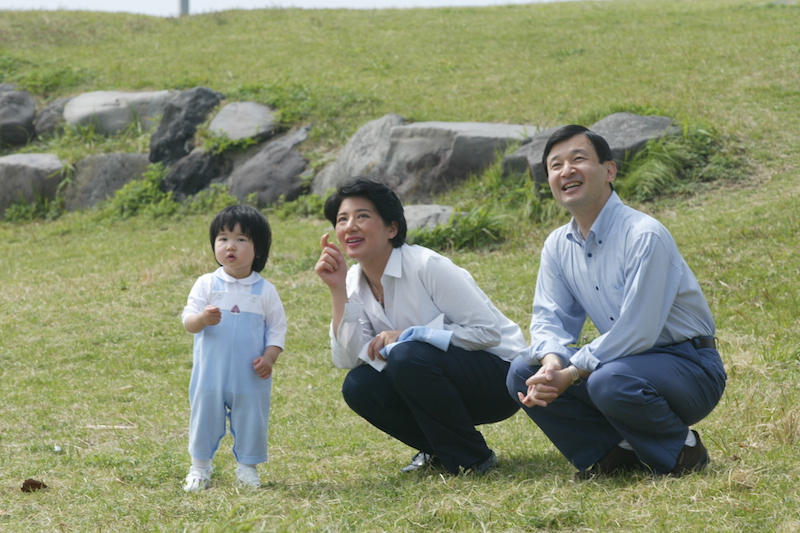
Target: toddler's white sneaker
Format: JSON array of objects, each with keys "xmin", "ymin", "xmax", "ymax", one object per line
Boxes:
[
  {"xmin": 235, "ymin": 466, "xmax": 261, "ymax": 488},
  {"xmin": 183, "ymin": 466, "xmax": 212, "ymax": 492}
]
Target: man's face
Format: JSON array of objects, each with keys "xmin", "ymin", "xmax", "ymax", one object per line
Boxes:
[{"xmin": 546, "ymin": 134, "xmax": 616, "ymax": 214}]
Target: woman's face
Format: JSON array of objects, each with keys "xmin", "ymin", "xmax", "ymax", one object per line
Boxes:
[{"xmin": 334, "ymin": 196, "xmax": 398, "ymax": 264}]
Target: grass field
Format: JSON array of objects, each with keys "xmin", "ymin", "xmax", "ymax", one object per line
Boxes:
[{"xmin": 1, "ymin": 0, "xmax": 800, "ymax": 531}]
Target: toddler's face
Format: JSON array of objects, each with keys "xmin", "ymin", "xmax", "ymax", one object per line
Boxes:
[{"xmin": 214, "ymin": 224, "xmax": 256, "ymax": 279}]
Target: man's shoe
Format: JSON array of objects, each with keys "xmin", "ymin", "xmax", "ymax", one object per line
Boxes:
[
  {"xmin": 468, "ymin": 450, "xmax": 498, "ymax": 475},
  {"xmin": 574, "ymin": 446, "xmax": 643, "ymax": 481},
  {"xmin": 400, "ymin": 452, "xmax": 443, "ymax": 473},
  {"xmin": 669, "ymin": 430, "xmax": 709, "ymax": 477}
]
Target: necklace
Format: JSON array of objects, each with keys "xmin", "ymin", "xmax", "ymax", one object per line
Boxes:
[{"xmin": 366, "ymin": 276, "xmax": 384, "ymax": 307}]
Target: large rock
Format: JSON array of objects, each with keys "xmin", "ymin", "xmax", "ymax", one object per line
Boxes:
[
  {"xmin": 500, "ymin": 126, "xmax": 560, "ymax": 185},
  {"xmin": 149, "ymin": 87, "xmax": 223, "ymax": 166},
  {"xmin": 311, "ymin": 113, "xmax": 406, "ymax": 196},
  {"xmin": 502, "ymin": 113, "xmax": 680, "ymax": 185},
  {"xmin": 381, "ymin": 121, "xmax": 538, "ymax": 203},
  {"xmin": 162, "ymin": 148, "xmax": 230, "ymax": 200},
  {"xmin": 404, "ymin": 204, "xmax": 454, "ymax": 232},
  {"xmin": 0, "ymin": 90, "xmax": 36, "ymax": 146},
  {"xmin": 228, "ymin": 127, "xmax": 310, "ymax": 206},
  {"xmin": 63, "ymin": 90, "xmax": 178, "ymax": 135},
  {"xmin": 33, "ymin": 97, "xmax": 72, "ymax": 139},
  {"xmin": 591, "ymin": 112, "xmax": 681, "ymax": 163},
  {"xmin": 0, "ymin": 153, "xmax": 65, "ymax": 217},
  {"xmin": 63, "ymin": 153, "xmax": 151, "ymax": 211},
  {"xmin": 209, "ymin": 102, "xmax": 278, "ymax": 143}
]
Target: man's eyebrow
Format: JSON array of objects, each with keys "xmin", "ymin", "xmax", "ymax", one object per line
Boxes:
[{"xmin": 549, "ymin": 148, "xmax": 590, "ymax": 164}]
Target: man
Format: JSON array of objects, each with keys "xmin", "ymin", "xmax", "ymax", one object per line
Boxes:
[{"xmin": 507, "ymin": 125, "xmax": 726, "ymax": 479}]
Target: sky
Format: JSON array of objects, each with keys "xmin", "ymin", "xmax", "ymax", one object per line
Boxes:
[{"xmin": 0, "ymin": 0, "xmax": 576, "ymax": 18}]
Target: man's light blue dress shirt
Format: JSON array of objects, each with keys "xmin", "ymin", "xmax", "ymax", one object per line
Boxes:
[{"xmin": 523, "ymin": 192, "xmax": 715, "ymax": 371}]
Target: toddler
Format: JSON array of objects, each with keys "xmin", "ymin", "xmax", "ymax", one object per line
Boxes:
[{"xmin": 181, "ymin": 205, "xmax": 287, "ymax": 491}]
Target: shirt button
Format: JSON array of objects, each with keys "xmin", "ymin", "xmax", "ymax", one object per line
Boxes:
[{"xmin": 588, "ymin": 253, "xmax": 593, "ymax": 257}]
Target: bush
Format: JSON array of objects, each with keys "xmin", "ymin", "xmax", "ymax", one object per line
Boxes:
[
  {"xmin": 96, "ymin": 163, "xmax": 176, "ymax": 221},
  {"xmin": 614, "ymin": 124, "xmax": 749, "ymax": 202},
  {"xmin": 409, "ymin": 207, "xmax": 507, "ymax": 251},
  {"xmin": 268, "ymin": 193, "xmax": 326, "ymax": 220}
]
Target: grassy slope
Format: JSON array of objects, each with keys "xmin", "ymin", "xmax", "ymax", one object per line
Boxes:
[{"xmin": 1, "ymin": 0, "xmax": 799, "ymax": 531}]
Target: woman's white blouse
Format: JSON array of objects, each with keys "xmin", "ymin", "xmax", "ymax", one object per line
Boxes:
[{"xmin": 330, "ymin": 244, "xmax": 526, "ymax": 369}]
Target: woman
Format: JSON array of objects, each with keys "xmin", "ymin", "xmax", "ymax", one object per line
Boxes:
[{"xmin": 314, "ymin": 178, "xmax": 526, "ymax": 475}]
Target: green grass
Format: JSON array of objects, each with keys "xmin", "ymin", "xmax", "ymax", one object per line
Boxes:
[{"xmin": 2, "ymin": 0, "xmax": 800, "ymax": 531}]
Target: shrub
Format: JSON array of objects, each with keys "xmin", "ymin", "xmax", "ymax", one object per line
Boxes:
[
  {"xmin": 96, "ymin": 163, "xmax": 176, "ymax": 221},
  {"xmin": 408, "ymin": 207, "xmax": 507, "ymax": 251},
  {"xmin": 269, "ymin": 193, "xmax": 326, "ymax": 220}
]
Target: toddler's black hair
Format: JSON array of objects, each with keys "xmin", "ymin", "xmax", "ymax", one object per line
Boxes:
[{"xmin": 209, "ymin": 205, "xmax": 272, "ymax": 273}]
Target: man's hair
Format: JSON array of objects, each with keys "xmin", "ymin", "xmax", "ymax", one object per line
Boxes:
[
  {"xmin": 323, "ymin": 178, "xmax": 407, "ymax": 248},
  {"xmin": 209, "ymin": 205, "xmax": 272, "ymax": 272},
  {"xmin": 541, "ymin": 124, "xmax": 614, "ymax": 169}
]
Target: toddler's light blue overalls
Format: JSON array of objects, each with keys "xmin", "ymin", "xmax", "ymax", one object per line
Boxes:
[{"xmin": 188, "ymin": 276, "xmax": 272, "ymax": 465}]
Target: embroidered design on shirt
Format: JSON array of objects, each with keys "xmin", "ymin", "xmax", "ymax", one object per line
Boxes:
[{"xmin": 231, "ymin": 305, "xmax": 241, "ymax": 314}]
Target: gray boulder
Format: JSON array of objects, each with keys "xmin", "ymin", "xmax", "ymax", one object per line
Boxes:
[
  {"xmin": 63, "ymin": 90, "xmax": 178, "ymax": 135},
  {"xmin": 162, "ymin": 148, "xmax": 230, "ymax": 200},
  {"xmin": 0, "ymin": 90, "xmax": 36, "ymax": 146},
  {"xmin": 33, "ymin": 97, "xmax": 73, "ymax": 139},
  {"xmin": 0, "ymin": 153, "xmax": 65, "ymax": 217},
  {"xmin": 0, "ymin": 84, "xmax": 18, "ymax": 93},
  {"xmin": 501, "ymin": 126, "xmax": 560, "ymax": 185},
  {"xmin": 404, "ymin": 204, "xmax": 454, "ymax": 232},
  {"xmin": 149, "ymin": 87, "xmax": 223, "ymax": 166},
  {"xmin": 502, "ymin": 113, "xmax": 681, "ymax": 185},
  {"xmin": 591, "ymin": 112, "xmax": 681, "ymax": 164},
  {"xmin": 382, "ymin": 121, "xmax": 537, "ymax": 203},
  {"xmin": 228, "ymin": 127, "xmax": 310, "ymax": 206},
  {"xmin": 209, "ymin": 102, "xmax": 278, "ymax": 143},
  {"xmin": 311, "ymin": 113, "xmax": 406, "ymax": 196},
  {"xmin": 63, "ymin": 153, "xmax": 151, "ymax": 211}
]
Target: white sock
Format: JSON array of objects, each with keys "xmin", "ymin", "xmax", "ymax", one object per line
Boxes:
[
  {"xmin": 617, "ymin": 440, "xmax": 633, "ymax": 451},
  {"xmin": 191, "ymin": 458, "xmax": 212, "ymax": 470},
  {"xmin": 237, "ymin": 463, "xmax": 257, "ymax": 471}
]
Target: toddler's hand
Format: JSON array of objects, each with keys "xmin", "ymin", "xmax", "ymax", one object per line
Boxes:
[
  {"xmin": 203, "ymin": 305, "xmax": 222, "ymax": 326},
  {"xmin": 253, "ymin": 356, "xmax": 273, "ymax": 380}
]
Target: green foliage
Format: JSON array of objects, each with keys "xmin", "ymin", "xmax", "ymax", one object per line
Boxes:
[
  {"xmin": 96, "ymin": 162, "xmax": 177, "ymax": 220},
  {"xmin": 180, "ymin": 184, "xmax": 239, "ymax": 215},
  {"xmin": 2, "ymin": 190, "xmax": 65, "ymax": 223},
  {"xmin": 268, "ymin": 193, "xmax": 326, "ymax": 220},
  {"xmin": 226, "ymin": 81, "xmax": 380, "ymax": 140},
  {"xmin": 409, "ymin": 207, "xmax": 507, "ymax": 251},
  {"xmin": 196, "ymin": 125, "xmax": 259, "ymax": 155},
  {"xmin": 95, "ymin": 164, "xmax": 242, "ymax": 221},
  {"xmin": 15, "ymin": 121, "xmax": 152, "ymax": 163},
  {"xmin": 616, "ymin": 125, "xmax": 749, "ymax": 202},
  {"xmin": 0, "ymin": 53, "xmax": 91, "ymax": 97}
]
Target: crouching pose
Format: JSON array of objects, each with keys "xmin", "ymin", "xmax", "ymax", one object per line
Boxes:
[
  {"xmin": 315, "ymin": 178, "xmax": 527, "ymax": 475},
  {"xmin": 507, "ymin": 125, "xmax": 726, "ymax": 479}
]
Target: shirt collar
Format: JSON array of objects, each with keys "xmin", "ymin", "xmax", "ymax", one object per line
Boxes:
[
  {"xmin": 382, "ymin": 245, "xmax": 404, "ymax": 280},
  {"xmin": 213, "ymin": 267, "xmax": 260, "ymax": 285},
  {"xmin": 565, "ymin": 191, "xmax": 623, "ymax": 247}
]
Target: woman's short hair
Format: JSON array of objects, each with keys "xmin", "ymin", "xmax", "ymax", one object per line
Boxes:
[
  {"xmin": 209, "ymin": 205, "xmax": 272, "ymax": 272},
  {"xmin": 324, "ymin": 178, "xmax": 407, "ymax": 248}
]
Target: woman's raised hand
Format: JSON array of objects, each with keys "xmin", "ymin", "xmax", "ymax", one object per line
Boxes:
[{"xmin": 314, "ymin": 233, "xmax": 347, "ymax": 290}]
